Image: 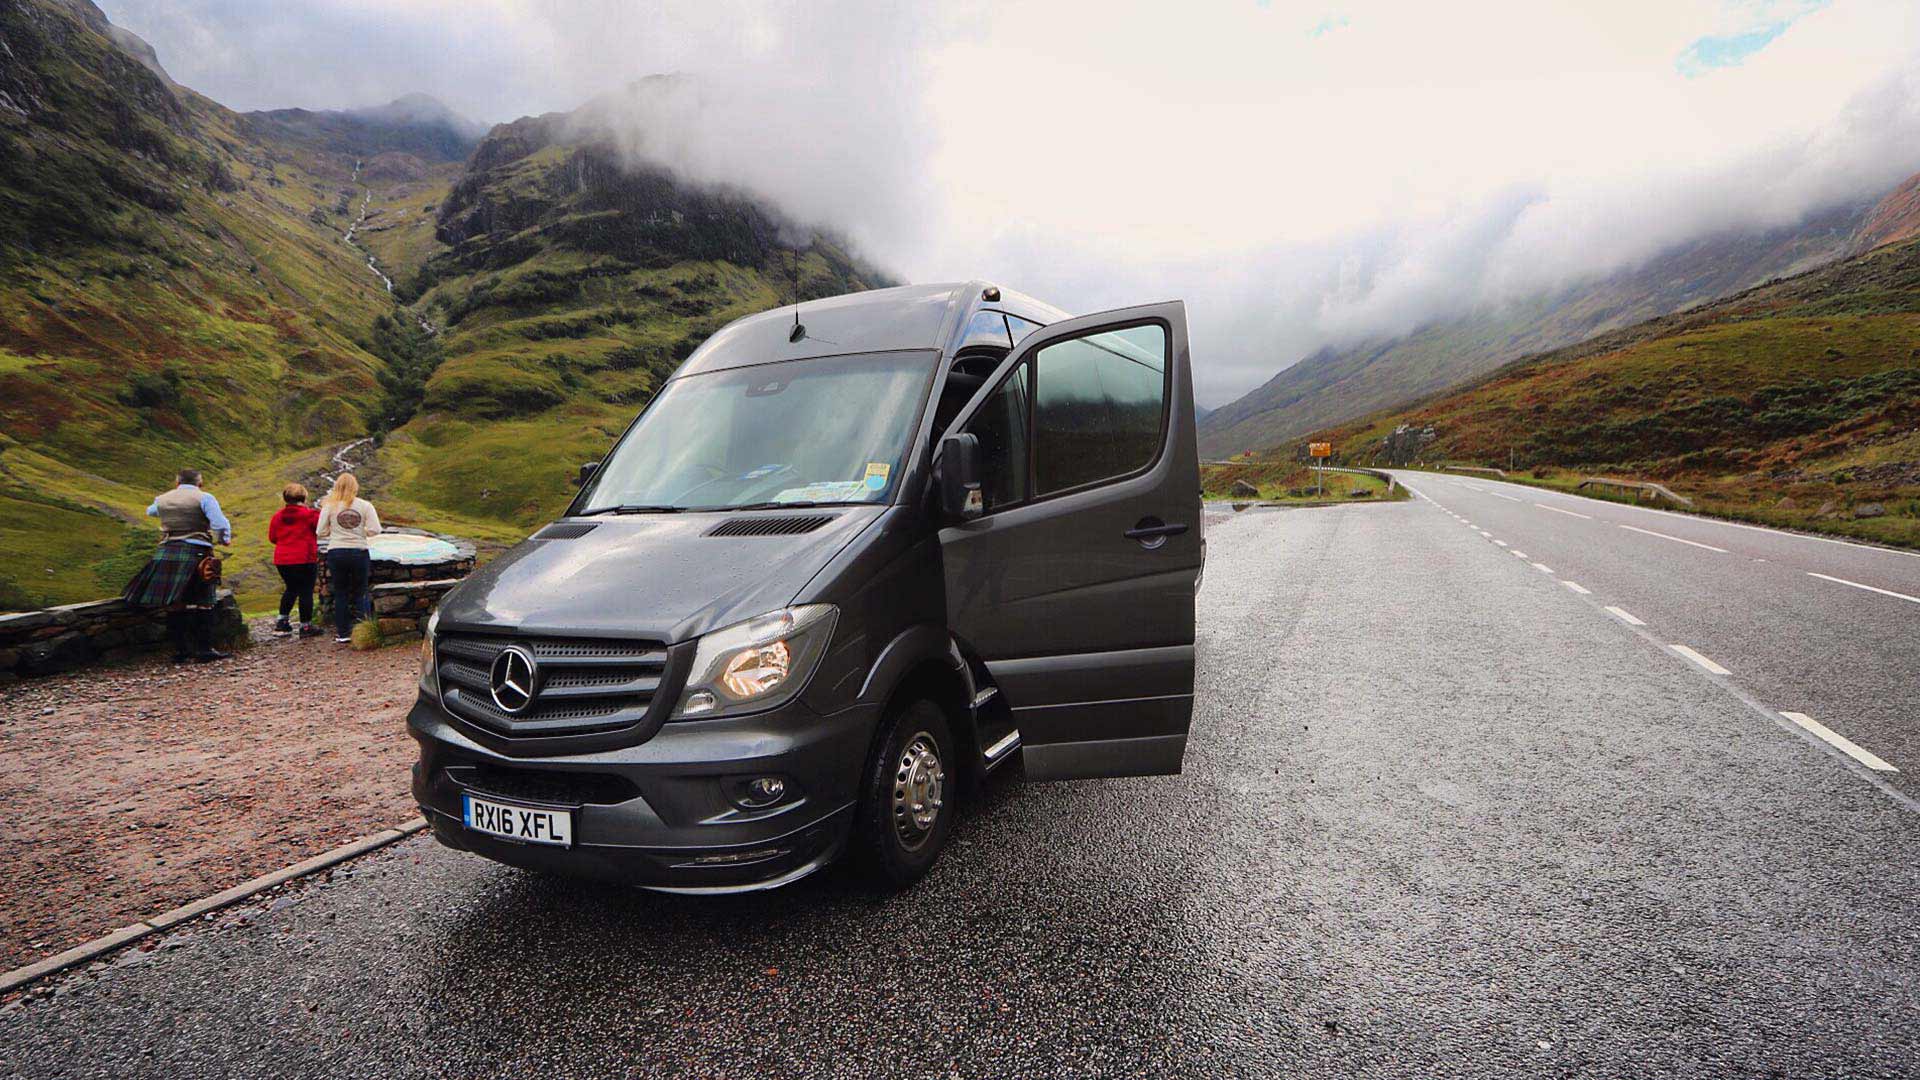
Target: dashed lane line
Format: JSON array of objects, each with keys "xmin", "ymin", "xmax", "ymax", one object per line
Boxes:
[
  {"xmin": 1534, "ymin": 503, "xmax": 1592, "ymax": 520},
  {"xmin": 1493, "ymin": 540, "xmax": 1508, "ymax": 547},
  {"xmin": 1531, "ymin": 562, "xmax": 1554, "ymax": 574},
  {"xmin": 1781, "ymin": 713, "xmax": 1899, "ymax": 773},
  {"xmin": 1561, "ymin": 580, "xmax": 1591, "ymax": 595},
  {"xmin": 1618, "ymin": 524, "xmax": 1729, "ymax": 553},
  {"xmin": 1489, "ymin": 492, "xmax": 1523, "ymax": 502},
  {"xmin": 1670, "ymin": 644, "xmax": 1731, "ymax": 676},
  {"xmin": 1511, "ymin": 550, "xmax": 1528, "ymax": 559},
  {"xmin": 1807, "ymin": 572, "xmax": 1920, "ymax": 607},
  {"xmin": 1604, "ymin": 606, "xmax": 1645, "ymax": 626}
]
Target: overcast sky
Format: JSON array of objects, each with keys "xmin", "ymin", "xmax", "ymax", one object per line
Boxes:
[{"xmin": 102, "ymin": 0, "xmax": 1920, "ymax": 406}]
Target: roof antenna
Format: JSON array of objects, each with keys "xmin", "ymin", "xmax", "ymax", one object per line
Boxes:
[{"xmin": 786, "ymin": 248, "xmax": 806, "ymax": 343}]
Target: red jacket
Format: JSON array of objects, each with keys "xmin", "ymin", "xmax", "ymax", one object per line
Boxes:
[{"xmin": 269, "ymin": 505, "xmax": 321, "ymax": 565}]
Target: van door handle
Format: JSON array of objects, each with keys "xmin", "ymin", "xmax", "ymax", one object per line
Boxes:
[{"xmin": 1125, "ymin": 519, "xmax": 1189, "ymax": 547}]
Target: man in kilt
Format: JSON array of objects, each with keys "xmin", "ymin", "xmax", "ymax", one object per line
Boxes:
[{"xmin": 124, "ymin": 468, "xmax": 233, "ymax": 663}]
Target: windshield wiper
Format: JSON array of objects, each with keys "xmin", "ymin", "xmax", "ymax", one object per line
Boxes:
[{"xmin": 579, "ymin": 504, "xmax": 687, "ymax": 516}]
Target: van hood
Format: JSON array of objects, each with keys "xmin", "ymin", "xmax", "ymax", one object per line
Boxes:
[{"xmin": 435, "ymin": 506, "xmax": 884, "ymax": 644}]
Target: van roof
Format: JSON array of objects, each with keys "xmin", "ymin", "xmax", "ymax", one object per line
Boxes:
[{"xmin": 677, "ymin": 281, "xmax": 1071, "ymax": 376}]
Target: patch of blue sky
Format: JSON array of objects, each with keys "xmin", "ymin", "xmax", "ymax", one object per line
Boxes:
[
  {"xmin": 1308, "ymin": 14, "xmax": 1350, "ymax": 37},
  {"xmin": 1676, "ymin": 1, "xmax": 1831, "ymax": 77}
]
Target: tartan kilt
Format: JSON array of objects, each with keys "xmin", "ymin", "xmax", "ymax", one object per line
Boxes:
[{"xmin": 123, "ymin": 541, "xmax": 216, "ymax": 609}]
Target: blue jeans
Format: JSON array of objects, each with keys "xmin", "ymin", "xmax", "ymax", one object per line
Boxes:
[{"xmin": 327, "ymin": 548, "xmax": 372, "ymax": 639}]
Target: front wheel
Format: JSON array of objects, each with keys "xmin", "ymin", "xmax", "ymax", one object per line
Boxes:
[{"xmin": 853, "ymin": 700, "xmax": 957, "ymax": 889}]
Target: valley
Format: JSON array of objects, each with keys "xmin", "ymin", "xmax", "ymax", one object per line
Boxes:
[{"xmin": 0, "ymin": 1, "xmax": 885, "ymax": 612}]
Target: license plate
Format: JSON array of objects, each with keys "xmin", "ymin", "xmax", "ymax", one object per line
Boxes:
[{"xmin": 462, "ymin": 794, "xmax": 573, "ymax": 847}]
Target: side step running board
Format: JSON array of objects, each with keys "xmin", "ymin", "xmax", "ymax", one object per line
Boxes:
[{"xmin": 983, "ymin": 729, "xmax": 1021, "ymax": 764}]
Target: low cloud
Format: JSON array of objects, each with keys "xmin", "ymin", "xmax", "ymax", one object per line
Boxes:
[{"xmin": 102, "ymin": 0, "xmax": 1920, "ymax": 405}]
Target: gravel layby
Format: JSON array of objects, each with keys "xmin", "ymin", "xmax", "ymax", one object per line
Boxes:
[{"xmin": 0, "ymin": 622, "xmax": 420, "ymax": 971}]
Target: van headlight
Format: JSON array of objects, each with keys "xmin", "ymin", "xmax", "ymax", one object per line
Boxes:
[
  {"xmin": 673, "ymin": 604, "xmax": 837, "ymax": 719},
  {"xmin": 419, "ymin": 609, "xmax": 440, "ymax": 697}
]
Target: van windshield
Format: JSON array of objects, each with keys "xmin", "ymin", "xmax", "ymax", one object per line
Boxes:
[{"xmin": 578, "ymin": 350, "xmax": 938, "ymax": 513}]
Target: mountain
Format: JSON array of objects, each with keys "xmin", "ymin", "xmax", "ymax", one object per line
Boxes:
[
  {"xmin": 0, "ymin": 1, "xmax": 888, "ymax": 610},
  {"xmin": 1198, "ymin": 197, "xmax": 1884, "ymax": 458},
  {"xmin": 240, "ymin": 93, "xmax": 485, "ymax": 164},
  {"xmin": 368, "ymin": 81, "xmax": 891, "ymax": 531},
  {"xmin": 1308, "ymin": 235, "xmax": 1920, "ymax": 549}
]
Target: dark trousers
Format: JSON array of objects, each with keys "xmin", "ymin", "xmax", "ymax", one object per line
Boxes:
[
  {"xmin": 326, "ymin": 548, "xmax": 372, "ymax": 638},
  {"xmin": 165, "ymin": 609, "xmax": 211, "ymax": 659},
  {"xmin": 277, "ymin": 563, "xmax": 317, "ymax": 622}
]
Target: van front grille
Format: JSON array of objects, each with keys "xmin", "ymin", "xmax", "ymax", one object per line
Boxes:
[{"xmin": 437, "ymin": 632, "xmax": 670, "ymax": 739}]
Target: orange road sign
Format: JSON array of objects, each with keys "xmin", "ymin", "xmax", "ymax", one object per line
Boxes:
[{"xmin": 1309, "ymin": 442, "xmax": 1331, "ymax": 458}]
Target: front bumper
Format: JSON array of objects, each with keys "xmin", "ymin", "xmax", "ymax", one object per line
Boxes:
[{"xmin": 408, "ymin": 693, "xmax": 878, "ymax": 892}]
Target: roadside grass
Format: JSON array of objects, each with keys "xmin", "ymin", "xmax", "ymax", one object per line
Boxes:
[
  {"xmin": 1201, "ymin": 460, "xmax": 1406, "ymax": 503},
  {"xmin": 1401, "ymin": 465, "xmax": 1920, "ymax": 551}
]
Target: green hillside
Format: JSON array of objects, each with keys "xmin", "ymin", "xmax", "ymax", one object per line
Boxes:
[
  {"xmin": 0, "ymin": 1, "xmax": 889, "ymax": 611},
  {"xmin": 1198, "ymin": 201, "xmax": 1873, "ymax": 457},
  {"xmin": 1309, "ymin": 237, "xmax": 1920, "ymax": 549}
]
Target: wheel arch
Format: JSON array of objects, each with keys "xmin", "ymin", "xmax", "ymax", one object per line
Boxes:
[{"xmin": 859, "ymin": 624, "xmax": 980, "ymax": 785}]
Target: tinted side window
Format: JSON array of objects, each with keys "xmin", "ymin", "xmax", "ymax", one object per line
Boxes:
[
  {"xmin": 968, "ymin": 362, "xmax": 1030, "ymax": 510},
  {"xmin": 1032, "ymin": 325, "xmax": 1167, "ymax": 495}
]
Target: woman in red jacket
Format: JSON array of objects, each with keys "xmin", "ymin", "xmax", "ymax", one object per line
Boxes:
[{"xmin": 269, "ymin": 483, "xmax": 323, "ymax": 635}]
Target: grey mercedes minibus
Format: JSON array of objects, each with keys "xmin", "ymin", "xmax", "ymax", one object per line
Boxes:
[{"xmin": 408, "ymin": 281, "xmax": 1202, "ymax": 892}]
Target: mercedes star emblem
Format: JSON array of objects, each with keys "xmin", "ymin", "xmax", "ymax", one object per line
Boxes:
[{"xmin": 489, "ymin": 645, "xmax": 538, "ymax": 714}]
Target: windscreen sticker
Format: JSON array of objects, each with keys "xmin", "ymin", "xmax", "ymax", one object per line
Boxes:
[
  {"xmin": 773, "ymin": 481, "xmax": 870, "ymax": 503},
  {"xmin": 863, "ymin": 462, "xmax": 892, "ymax": 491}
]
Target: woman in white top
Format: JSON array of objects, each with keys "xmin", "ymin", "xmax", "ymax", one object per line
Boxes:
[{"xmin": 316, "ymin": 472, "xmax": 382, "ymax": 642}]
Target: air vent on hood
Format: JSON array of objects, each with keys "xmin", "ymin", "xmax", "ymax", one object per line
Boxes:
[
  {"xmin": 533, "ymin": 521, "xmax": 600, "ymax": 541},
  {"xmin": 705, "ymin": 514, "xmax": 836, "ymax": 538}
]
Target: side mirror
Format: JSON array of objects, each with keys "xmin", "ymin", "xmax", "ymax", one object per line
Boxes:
[
  {"xmin": 938, "ymin": 433, "xmax": 982, "ymax": 520},
  {"xmin": 577, "ymin": 460, "xmax": 600, "ymax": 486}
]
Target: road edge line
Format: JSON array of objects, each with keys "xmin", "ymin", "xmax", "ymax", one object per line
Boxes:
[{"xmin": 0, "ymin": 819, "xmax": 426, "ymax": 996}]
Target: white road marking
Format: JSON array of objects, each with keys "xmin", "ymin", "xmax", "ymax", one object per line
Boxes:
[
  {"xmin": 1534, "ymin": 503, "xmax": 1592, "ymax": 520},
  {"xmin": 1780, "ymin": 712, "xmax": 1898, "ymax": 772},
  {"xmin": 1807, "ymin": 572, "xmax": 1920, "ymax": 606},
  {"xmin": 1489, "ymin": 492, "xmax": 1523, "ymax": 502},
  {"xmin": 1532, "ymin": 562, "xmax": 1554, "ymax": 574},
  {"xmin": 1561, "ymin": 580, "xmax": 1591, "ymax": 595},
  {"xmin": 1493, "ymin": 539, "xmax": 1508, "ymax": 547},
  {"xmin": 1618, "ymin": 524, "xmax": 1728, "ymax": 553},
  {"xmin": 1604, "ymin": 606, "xmax": 1645, "ymax": 626},
  {"xmin": 1476, "ymin": 529, "xmax": 1491, "ymax": 536},
  {"xmin": 1670, "ymin": 644, "xmax": 1730, "ymax": 675},
  {"xmin": 1511, "ymin": 550, "xmax": 1528, "ymax": 558}
]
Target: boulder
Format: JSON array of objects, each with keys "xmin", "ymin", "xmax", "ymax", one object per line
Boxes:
[
  {"xmin": 1229, "ymin": 480, "xmax": 1259, "ymax": 499},
  {"xmin": 1853, "ymin": 502, "xmax": 1887, "ymax": 519},
  {"xmin": 1773, "ymin": 496, "xmax": 1798, "ymax": 510}
]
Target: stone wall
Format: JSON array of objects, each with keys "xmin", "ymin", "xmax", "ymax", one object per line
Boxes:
[
  {"xmin": 315, "ymin": 528, "xmax": 476, "ymax": 617},
  {"xmin": 369, "ymin": 579, "xmax": 464, "ymax": 644},
  {"xmin": 0, "ymin": 591, "xmax": 246, "ymax": 681}
]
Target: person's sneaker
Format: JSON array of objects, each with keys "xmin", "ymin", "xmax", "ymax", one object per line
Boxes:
[
  {"xmin": 335, "ymin": 636, "xmax": 352, "ymax": 644},
  {"xmin": 191, "ymin": 649, "xmax": 232, "ymax": 664},
  {"xmin": 299, "ymin": 624, "xmax": 324, "ymax": 637},
  {"xmin": 272, "ymin": 618, "xmax": 293, "ymax": 635}
]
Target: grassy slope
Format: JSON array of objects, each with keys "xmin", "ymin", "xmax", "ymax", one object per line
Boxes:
[
  {"xmin": 0, "ymin": 5, "xmax": 887, "ymax": 612},
  {"xmin": 0, "ymin": 1, "xmax": 433, "ymax": 608},
  {"xmin": 1310, "ymin": 238, "xmax": 1920, "ymax": 548},
  {"xmin": 1198, "ymin": 201, "xmax": 1871, "ymax": 458},
  {"xmin": 368, "ymin": 118, "xmax": 889, "ymax": 537}
]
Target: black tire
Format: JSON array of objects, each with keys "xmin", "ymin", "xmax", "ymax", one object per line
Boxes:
[{"xmin": 854, "ymin": 699, "xmax": 958, "ymax": 890}]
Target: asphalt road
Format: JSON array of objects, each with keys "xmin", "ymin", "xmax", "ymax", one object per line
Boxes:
[
  {"xmin": 5, "ymin": 497, "xmax": 1918, "ymax": 1078},
  {"xmin": 1391, "ymin": 470, "xmax": 1920, "ymax": 801}
]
